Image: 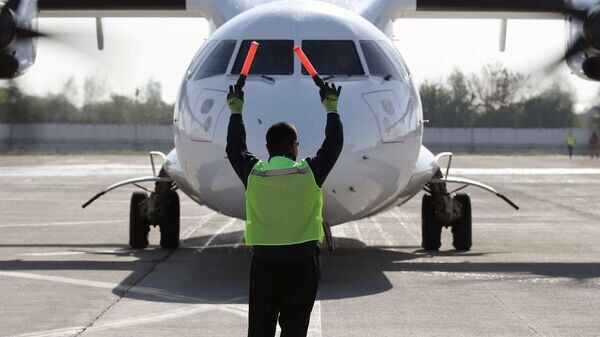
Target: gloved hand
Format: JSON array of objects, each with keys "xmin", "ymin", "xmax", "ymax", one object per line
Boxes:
[
  {"xmin": 319, "ymin": 82, "xmax": 342, "ymax": 112},
  {"xmin": 227, "ymin": 85, "xmax": 244, "ymax": 114}
]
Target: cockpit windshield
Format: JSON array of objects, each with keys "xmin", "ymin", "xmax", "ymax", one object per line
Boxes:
[
  {"xmin": 232, "ymin": 40, "xmax": 294, "ymax": 75},
  {"xmin": 194, "ymin": 40, "xmax": 237, "ymax": 81},
  {"xmin": 301, "ymin": 40, "xmax": 365, "ymax": 76},
  {"xmin": 360, "ymin": 40, "xmax": 401, "ymax": 80}
]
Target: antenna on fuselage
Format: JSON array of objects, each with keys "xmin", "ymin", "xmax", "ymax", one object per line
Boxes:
[{"xmin": 236, "ymin": 41, "xmax": 260, "ymax": 88}]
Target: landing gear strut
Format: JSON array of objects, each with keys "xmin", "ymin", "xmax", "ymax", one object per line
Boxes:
[{"xmin": 128, "ymin": 171, "xmax": 180, "ymax": 250}]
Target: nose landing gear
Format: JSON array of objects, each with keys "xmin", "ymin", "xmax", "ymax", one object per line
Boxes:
[
  {"xmin": 82, "ymin": 151, "xmax": 181, "ymax": 250},
  {"xmin": 421, "ymin": 175, "xmax": 472, "ymax": 251},
  {"xmin": 128, "ymin": 174, "xmax": 180, "ymax": 250},
  {"xmin": 421, "ymin": 153, "xmax": 518, "ymax": 251}
]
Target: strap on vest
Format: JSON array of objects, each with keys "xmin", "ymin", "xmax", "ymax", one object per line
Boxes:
[{"xmin": 251, "ymin": 167, "xmax": 310, "ymax": 177}]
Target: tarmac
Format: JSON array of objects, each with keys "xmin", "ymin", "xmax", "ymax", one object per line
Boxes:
[{"xmin": 0, "ymin": 154, "xmax": 599, "ymax": 337}]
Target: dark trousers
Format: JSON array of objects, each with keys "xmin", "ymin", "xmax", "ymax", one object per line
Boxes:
[
  {"xmin": 568, "ymin": 145, "xmax": 574, "ymax": 158},
  {"xmin": 248, "ymin": 255, "xmax": 319, "ymax": 337}
]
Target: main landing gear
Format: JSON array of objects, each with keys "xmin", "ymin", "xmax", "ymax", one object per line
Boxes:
[
  {"xmin": 421, "ymin": 153, "xmax": 519, "ymax": 251},
  {"xmin": 82, "ymin": 152, "xmax": 181, "ymax": 250}
]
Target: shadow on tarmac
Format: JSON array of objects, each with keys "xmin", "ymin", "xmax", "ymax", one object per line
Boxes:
[{"xmin": 1, "ymin": 232, "xmax": 599, "ymax": 305}]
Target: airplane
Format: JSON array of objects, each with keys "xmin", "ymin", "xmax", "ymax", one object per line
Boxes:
[{"xmin": 1, "ymin": 0, "xmax": 597, "ymax": 252}]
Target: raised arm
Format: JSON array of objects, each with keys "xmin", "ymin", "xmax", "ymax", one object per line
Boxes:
[
  {"xmin": 225, "ymin": 85, "xmax": 259, "ymax": 188},
  {"xmin": 306, "ymin": 82, "xmax": 344, "ymax": 188}
]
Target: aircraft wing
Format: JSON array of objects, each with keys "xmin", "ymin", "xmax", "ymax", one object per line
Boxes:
[
  {"xmin": 37, "ymin": 0, "xmax": 224, "ymax": 22},
  {"xmin": 361, "ymin": 0, "xmax": 566, "ymax": 23}
]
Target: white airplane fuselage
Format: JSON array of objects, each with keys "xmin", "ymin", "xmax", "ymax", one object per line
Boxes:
[{"xmin": 166, "ymin": 3, "xmax": 436, "ymax": 226}]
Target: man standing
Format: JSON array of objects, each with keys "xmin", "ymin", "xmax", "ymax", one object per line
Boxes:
[
  {"xmin": 567, "ymin": 131, "xmax": 576, "ymax": 159},
  {"xmin": 589, "ymin": 131, "xmax": 599, "ymax": 159},
  {"xmin": 225, "ymin": 81, "xmax": 343, "ymax": 337}
]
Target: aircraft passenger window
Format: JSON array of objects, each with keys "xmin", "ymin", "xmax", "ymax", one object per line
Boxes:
[
  {"xmin": 194, "ymin": 40, "xmax": 237, "ymax": 80},
  {"xmin": 360, "ymin": 40, "xmax": 401, "ymax": 80},
  {"xmin": 301, "ymin": 40, "xmax": 364, "ymax": 76},
  {"xmin": 187, "ymin": 40, "xmax": 216, "ymax": 78},
  {"xmin": 231, "ymin": 40, "xmax": 294, "ymax": 75}
]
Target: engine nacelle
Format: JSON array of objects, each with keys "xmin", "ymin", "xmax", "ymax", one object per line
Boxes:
[
  {"xmin": 564, "ymin": 1, "xmax": 600, "ymax": 80},
  {"xmin": 0, "ymin": 0, "xmax": 37, "ymax": 79}
]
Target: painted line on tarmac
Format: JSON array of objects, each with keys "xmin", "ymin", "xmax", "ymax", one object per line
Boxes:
[
  {"xmin": 193, "ymin": 218, "xmax": 238, "ymax": 254},
  {"xmin": 0, "ymin": 164, "xmax": 150, "ymax": 177},
  {"xmin": 8, "ymin": 295, "xmax": 250, "ymax": 337},
  {"xmin": 18, "ymin": 251, "xmax": 88, "ymax": 256},
  {"xmin": 452, "ymin": 168, "xmax": 600, "ymax": 175},
  {"xmin": 0, "ymin": 219, "xmax": 126, "ymax": 228},
  {"xmin": 0, "ymin": 216, "xmax": 208, "ymax": 229},
  {"xmin": 0, "ymin": 270, "xmax": 214, "ymax": 303},
  {"xmin": 389, "ymin": 209, "xmax": 421, "ymax": 244},
  {"xmin": 182, "ymin": 213, "xmax": 217, "ymax": 240}
]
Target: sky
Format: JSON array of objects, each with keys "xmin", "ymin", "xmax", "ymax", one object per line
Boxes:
[{"xmin": 14, "ymin": 16, "xmax": 600, "ymax": 112}]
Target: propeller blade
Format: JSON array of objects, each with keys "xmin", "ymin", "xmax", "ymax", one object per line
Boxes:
[
  {"xmin": 562, "ymin": 8, "xmax": 588, "ymax": 21},
  {"xmin": 545, "ymin": 36, "xmax": 588, "ymax": 73},
  {"xmin": 14, "ymin": 26, "xmax": 46, "ymax": 39},
  {"xmin": 4, "ymin": 0, "xmax": 21, "ymax": 11}
]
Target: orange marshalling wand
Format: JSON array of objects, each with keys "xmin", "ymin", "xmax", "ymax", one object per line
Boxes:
[
  {"xmin": 237, "ymin": 41, "xmax": 260, "ymax": 87},
  {"xmin": 293, "ymin": 46, "xmax": 325, "ymax": 89}
]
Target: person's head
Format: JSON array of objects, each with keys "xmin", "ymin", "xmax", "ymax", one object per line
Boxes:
[{"xmin": 266, "ymin": 122, "xmax": 299, "ymax": 158}]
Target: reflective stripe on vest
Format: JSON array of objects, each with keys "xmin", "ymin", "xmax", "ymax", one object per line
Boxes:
[{"xmin": 245, "ymin": 157, "xmax": 324, "ymax": 246}]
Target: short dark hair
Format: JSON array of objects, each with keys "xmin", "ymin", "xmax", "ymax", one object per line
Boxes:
[{"xmin": 266, "ymin": 122, "xmax": 297, "ymax": 153}]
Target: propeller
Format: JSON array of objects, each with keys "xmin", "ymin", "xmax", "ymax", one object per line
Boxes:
[
  {"xmin": 1, "ymin": 0, "xmax": 48, "ymax": 50},
  {"xmin": 546, "ymin": 4, "xmax": 600, "ymax": 73}
]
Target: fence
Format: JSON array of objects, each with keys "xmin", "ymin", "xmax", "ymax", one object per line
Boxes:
[
  {"xmin": 0, "ymin": 124, "xmax": 174, "ymax": 153},
  {"xmin": 424, "ymin": 128, "xmax": 595, "ymax": 153},
  {"xmin": 0, "ymin": 124, "xmax": 595, "ymax": 154}
]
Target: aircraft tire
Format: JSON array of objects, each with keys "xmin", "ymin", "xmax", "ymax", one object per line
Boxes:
[
  {"xmin": 421, "ymin": 194, "xmax": 441, "ymax": 251},
  {"xmin": 159, "ymin": 191, "xmax": 180, "ymax": 250},
  {"xmin": 130, "ymin": 191, "xmax": 150, "ymax": 249},
  {"xmin": 451, "ymin": 193, "xmax": 472, "ymax": 251}
]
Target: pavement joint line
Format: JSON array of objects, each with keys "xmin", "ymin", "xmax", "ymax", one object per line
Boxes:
[
  {"xmin": 72, "ymin": 249, "xmax": 174, "ymax": 337},
  {"xmin": 462, "ymin": 265, "xmax": 544, "ymax": 336},
  {"xmin": 506, "ymin": 184, "xmax": 600, "ymax": 220}
]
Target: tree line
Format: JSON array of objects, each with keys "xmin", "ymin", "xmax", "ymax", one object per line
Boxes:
[
  {"xmin": 0, "ymin": 65, "xmax": 598, "ymax": 128},
  {"xmin": 419, "ymin": 63, "xmax": 583, "ymax": 128},
  {"xmin": 0, "ymin": 77, "xmax": 174, "ymax": 124}
]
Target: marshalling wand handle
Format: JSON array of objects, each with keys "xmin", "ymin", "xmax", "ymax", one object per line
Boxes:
[{"xmin": 237, "ymin": 41, "xmax": 260, "ymax": 88}]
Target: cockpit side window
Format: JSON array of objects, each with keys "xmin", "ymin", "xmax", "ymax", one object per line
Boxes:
[
  {"xmin": 194, "ymin": 40, "xmax": 237, "ymax": 81},
  {"xmin": 187, "ymin": 40, "xmax": 216, "ymax": 79},
  {"xmin": 232, "ymin": 40, "xmax": 294, "ymax": 75},
  {"xmin": 378, "ymin": 40, "xmax": 410, "ymax": 78},
  {"xmin": 301, "ymin": 40, "xmax": 364, "ymax": 76},
  {"xmin": 360, "ymin": 40, "xmax": 401, "ymax": 80}
]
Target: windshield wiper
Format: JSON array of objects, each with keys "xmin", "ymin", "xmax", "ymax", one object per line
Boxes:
[
  {"xmin": 260, "ymin": 75, "xmax": 275, "ymax": 83},
  {"xmin": 384, "ymin": 74, "xmax": 393, "ymax": 81}
]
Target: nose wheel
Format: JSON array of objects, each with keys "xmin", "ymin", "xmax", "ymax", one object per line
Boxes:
[
  {"xmin": 130, "ymin": 192, "xmax": 150, "ymax": 249},
  {"xmin": 128, "ymin": 176, "xmax": 180, "ymax": 250}
]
